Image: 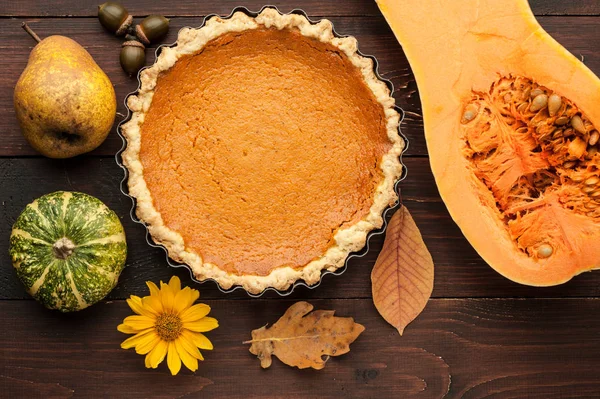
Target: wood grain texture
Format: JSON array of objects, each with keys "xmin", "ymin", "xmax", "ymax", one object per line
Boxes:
[
  {"xmin": 1, "ymin": 157, "xmax": 600, "ymax": 300},
  {"xmin": 1, "ymin": 298, "xmax": 599, "ymax": 398},
  {"xmin": 1, "ymin": 16, "xmax": 599, "ymax": 156},
  {"xmin": 2, "ymin": 0, "xmax": 599, "ymax": 17},
  {"xmin": 2, "ymin": 1, "xmax": 600, "ymax": 397}
]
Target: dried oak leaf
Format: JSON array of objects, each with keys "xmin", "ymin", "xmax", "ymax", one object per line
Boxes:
[
  {"xmin": 371, "ymin": 206, "xmax": 434, "ymax": 335},
  {"xmin": 245, "ymin": 301, "xmax": 365, "ymax": 370}
]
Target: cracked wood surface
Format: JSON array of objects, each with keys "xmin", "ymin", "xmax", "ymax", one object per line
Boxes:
[{"xmin": 1, "ymin": 1, "xmax": 600, "ymax": 398}]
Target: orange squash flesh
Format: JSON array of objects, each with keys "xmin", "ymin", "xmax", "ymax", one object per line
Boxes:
[{"xmin": 377, "ymin": 0, "xmax": 600, "ymax": 285}]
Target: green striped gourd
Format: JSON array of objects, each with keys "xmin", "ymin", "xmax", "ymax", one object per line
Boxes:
[{"xmin": 9, "ymin": 191, "xmax": 127, "ymax": 312}]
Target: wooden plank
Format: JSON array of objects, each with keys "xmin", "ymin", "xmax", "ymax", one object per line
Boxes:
[
  {"xmin": 0, "ymin": 298, "xmax": 599, "ymax": 398},
  {"xmin": 2, "ymin": 157, "xmax": 600, "ymax": 300},
  {"xmin": 2, "ymin": 0, "xmax": 599, "ymax": 17},
  {"xmin": 532, "ymin": 0, "xmax": 600, "ymax": 15},
  {"xmin": 1, "ymin": 16, "xmax": 417, "ymax": 156},
  {"xmin": 1, "ymin": 16, "xmax": 599, "ymax": 156}
]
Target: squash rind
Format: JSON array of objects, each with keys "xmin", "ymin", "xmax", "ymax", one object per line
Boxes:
[
  {"xmin": 9, "ymin": 191, "xmax": 127, "ymax": 311},
  {"xmin": 377, "ymin": 0, "xmax": 600, "ymax": 285}
]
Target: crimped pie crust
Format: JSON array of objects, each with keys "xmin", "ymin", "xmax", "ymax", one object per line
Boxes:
[{"xmin": 121, "ymin": 8, "xmax": 405, "ymax": 294}]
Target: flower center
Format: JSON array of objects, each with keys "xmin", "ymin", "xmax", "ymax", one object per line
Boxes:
[{"xmin": 155, "ymin": 313, "xmax": 183, "ymax": 342}]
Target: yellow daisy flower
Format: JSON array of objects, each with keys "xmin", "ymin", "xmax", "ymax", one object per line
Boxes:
[{"xmin": 118, "ymin": 276, "xmax": 218, "ymax": 375}]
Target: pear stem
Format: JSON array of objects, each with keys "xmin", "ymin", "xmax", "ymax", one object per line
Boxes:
[{"xmin": 21, "ymin": 22, "xmax": 42, "ymax": 43}]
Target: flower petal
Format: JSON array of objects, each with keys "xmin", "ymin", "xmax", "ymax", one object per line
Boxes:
[
  {"xmin": 146, "ymin": 281, "xmax": 160, "ymax": 296},
  {"xmin": 184, "ymin": 317, "xmax": 219, "ymax": 333},
  {"xmin": 160, "ymin": 284, "xmax": 175, "ymax": 313},
  {"xmin": 173, "ymin": 287, "xmax": 192, "ymax": 314},
  {"xmin": 167, "ymin": 342, "xmax": 182, "ymax": 376},
  {"xmin": 168, "ymin": 276, "xmax": 181, "ymax": 294},
  {"xmin": 188, "ymin": 287, "xmax": 200, "ymax": 304},
  {"xmin": 175, "ymin": 339, "xmax": 198, "ymax": 372},
  {"xmin": 145, "ymin": 352, "xmax": 152, "ymax": 368},
  {"xmin": 182, "ymin": 330, "xmax": 213, "ymax": 350},
  {"xmin": 147, "ymin": 339, "xmax": 168, "ymax": 369},
  {"xmin": 127, "ymin": 295, "xmax": 158, "ymax": 318},
  {"xmin": 117, "ymin": 323, "xmax": 139, "ymax": 334},
  {"xmin": 181, "ymin": 330, "xmax": 213, "ymax": 350},
  {"xmin": 120, "ymin": 329, "xmax": 154, "ymax": 350},
  {"xmin": 143, "ymin": 294, "xmax": 163, "ymax": 315},
  {"xmin": 135, "ymin": 332, "xmax": 162, "ymax": 355},
  {"xmin": 126, "ymin": 295, "xmax": 142, "ymax": 311},
  {"xmin": 180, "ymin": 304, "xmax": 211, "ymax": 323},
  {"xmin": 178, "ymin": 336, "xmax": 204, "ymax": 360},
  {"xmin": 123, "ymin": 315, "xmax": 155, "ymax": 331}
]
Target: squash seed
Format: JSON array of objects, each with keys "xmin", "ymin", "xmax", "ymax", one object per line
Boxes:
[
  {"xmin": 568, "ymin": 137, "xmax": 587, "ymax": 158},
  {"xmin": 548, "ymin": 94, "xmax": 562, "ymax": 116},
  {"xmin": 571, "ymin": 115, "xmax": 587, "ymax": 134},
  {"xmin": 516, "ymin": 126, "xmax": 529, "ymax": 134},
  {"xmin": 537, "ymin": 244, "xmax": 553, "ymax": 258},
  {"xmin": 552, "ymin": 129, "xmax": 563, "ymax": 139},
  {"xmin": 465, "ymin": 76, "xmax": 600, "ymax": 230},
  {"xmin": 530, "ymin": 88, "xmax": 544, "ymax": 98},
  {"xmin": 582, "ymin": 186, "xmax": 596, "ymax": 193},
  {"xmin": 529, "ymin": 94, "xmax": 548, "ymax": 112},
  {"xmin": 538, "ymin": 129, "xmax": 552, "ymax": 141},
  {"xmin": 461, "ymin": 105, "xmax": 478, "ymax": 124},
  {"xmin": 589, "ymin": 131, "xmax": 599, "ymax": 146}
]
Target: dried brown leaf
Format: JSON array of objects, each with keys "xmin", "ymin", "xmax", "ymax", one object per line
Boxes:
[
  {"xmin": 244, "ymin": 301, "xmax": 365, "ymax": 370},
  {"xmin": 371, "ymin": 206, "xmax": 434, "ymax": 335}
]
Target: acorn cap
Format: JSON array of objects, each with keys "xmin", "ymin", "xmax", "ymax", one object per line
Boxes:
[
  {"xmin": 120, "ymin": 40, "xmax": 146, "ymax": 77},
  {"xmin": 122, "ymin": 40, "xmax": 145, "ymax": 49},
  {"xmin": 116, "ymin": 15, "xmax": 133, "ymax": 36}
]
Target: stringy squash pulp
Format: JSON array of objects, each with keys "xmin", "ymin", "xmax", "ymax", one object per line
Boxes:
[{"xmin": 377, "ymin": 0, "xmax": 600, "ymax": 285}]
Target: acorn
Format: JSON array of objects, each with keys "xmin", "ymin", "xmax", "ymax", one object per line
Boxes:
[
  {"xmin": 135, "ymin": 15, "xmax": 169, "ymax": 45},
  {"xmin": 98, "ymin": 2, "xmax": 132, "ymax": 36},
  {"xmin": 120, "ymin": 41, "xmax": 146, "ymax": 77}
]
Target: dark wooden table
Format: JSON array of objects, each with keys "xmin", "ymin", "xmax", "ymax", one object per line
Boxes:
[{"xmin": 2, "ymin": 1, "xmax": 600, "ymax": 398}]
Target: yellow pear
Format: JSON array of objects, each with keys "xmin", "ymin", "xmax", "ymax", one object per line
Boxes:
[{"xmin": 14, "ymin": 27, "xmax": 116, "ymax": 158}]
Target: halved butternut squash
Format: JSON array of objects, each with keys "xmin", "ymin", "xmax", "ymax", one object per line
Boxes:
[{"xmin": 377, "ymin": 0, "xmax": 600, "ymax": 285}]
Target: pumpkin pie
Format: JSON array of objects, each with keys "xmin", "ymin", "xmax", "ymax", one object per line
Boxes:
[{"xmin": 121, "ymin": 8, "xmax": 405, "ymax": 294}]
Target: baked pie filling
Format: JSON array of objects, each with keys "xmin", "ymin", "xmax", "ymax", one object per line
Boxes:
[{"xmin": 121, "ymin": 9, "xmax": 404, "ymax": 293}]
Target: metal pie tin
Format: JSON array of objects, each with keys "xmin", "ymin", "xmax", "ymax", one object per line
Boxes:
[{"xmin": 115, "ymin": 5, "xmax": 409, "ymax": 297}]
